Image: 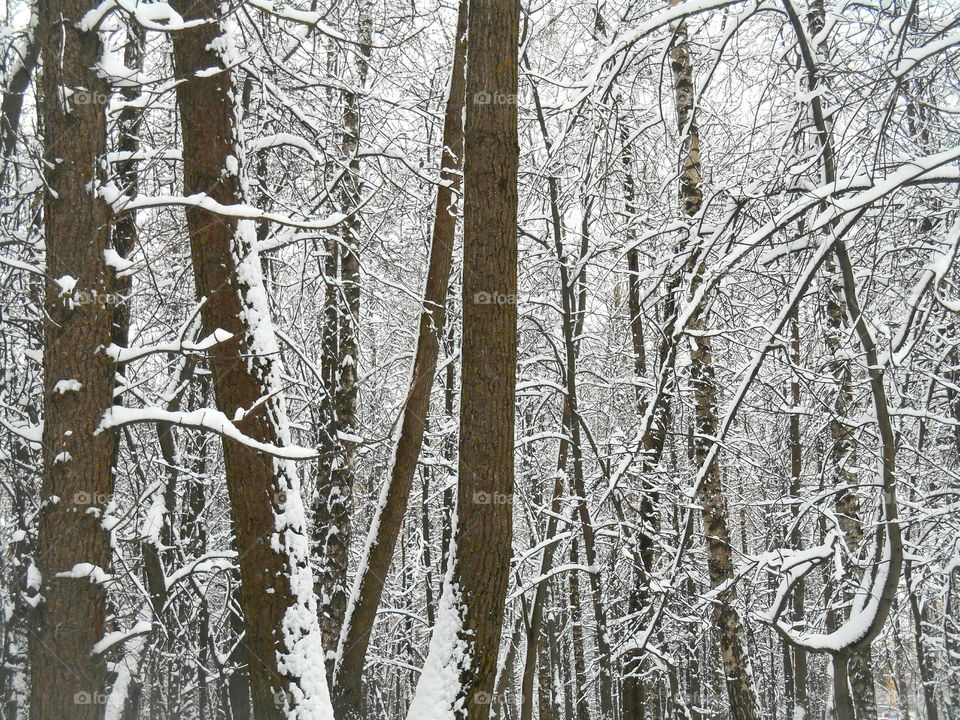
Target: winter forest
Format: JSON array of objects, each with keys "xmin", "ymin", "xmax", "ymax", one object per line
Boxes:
[{"xmin": 0, "ymin": 0, "xmax": 959, "ymax": 718}]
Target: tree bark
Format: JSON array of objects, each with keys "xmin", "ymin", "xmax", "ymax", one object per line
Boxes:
[
  {"xmin": 452, "ymin": 0, "xmax": 520, "ymax": 707},
  {"xmin": 669, "ymin": 6, "xmax": 760, "ymax": 718},
  {"xmin": 406, "ymin": 0, "xmax": 519, "ymax": 715},
  {"xmin": 30, "ymin": 2, "xmax": 116, "ymax": 717},
  {"xmin": 169, "ymin": 2, "xmax": 333, "ymax": 717}
]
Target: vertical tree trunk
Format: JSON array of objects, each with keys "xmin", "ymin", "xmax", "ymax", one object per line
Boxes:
[
  {"xmin": 519, "ymin": 404, "xmax": 569, "ymax": 720},
  {"xmin": 669, "ymin": 4, "xmax": 760, "ymax": 718},
  {"xmin": 168, "ymin": 2, "xmax": 333, "ymax": 717},
  {"xmin": 318, "ymin": 7, "xmax": 373, "ymax": 671},
  {"xmin": 781, "ymin": 313, "xmax": 809, "ymax": 720},
  {"xmin": 30, "ymin": 2, "xmax": 116, "ymax": 717},
  {"xmin": 568, "ymin": 538, "xmax": 590, "ymax": 720},
  {"xmin": 406, "ymin": 0, "xmax": 519, "ymax": 714},
  {"xmin": 332, "ymin": 4, "xmax": 466, "ymax": 716},
  {"xmin": 450, "ymin": 0, "xmax": 519, "ymax": 706},
  {"xmin": 527, "ymin": 69, "xmax": 614, "ymax": 720}
]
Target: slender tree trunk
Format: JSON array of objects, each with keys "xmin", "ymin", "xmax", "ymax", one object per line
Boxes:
[
  {"xmin": 527, "ymin": 70, "xmax": 615, "ymax": 720},
  {"xmin": 568, "ymin": 538, "xmax": 590, "ymax": 720},
  {"xmin": 333, "ymin": 5, "xmax": 467, "ymax": 715},
  {"xmin": 30, "ymin": 2, "xmax": 116, "ymax": 717},
  {"xmin": 669, "ymin": 5, "xmax": 760, "ymax": 718},
  {"xmin": 318, "ymin": 7, "xmax": 373, "ymax": 672},
  {"xmin": 520, "ymin": 403, "xmax": 569, "ymax": 720},
  {"xmin": 1, "ymin": 0, "xmax": 39, "ymax": 165},
  {"xmin": 168, "ymin": 2, "xmax": 333, "ymax": 717}
]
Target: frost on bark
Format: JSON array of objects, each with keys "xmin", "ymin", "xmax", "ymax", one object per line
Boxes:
[
  {"xmin": 169, "ymin": 2, "xmax": 333, "ymax": 718},
  {"xmin": 669, "ymin": 7, "xmax": 760, "ymax": 719},
  {"xmin": 333, "ymin": 3, "xmax": 467, "ymax": 716},
  {"xmin": 405, "ymin": 0, "xmax": 519, "ymax": 715},
  {"xmin": 29, "ymin": 2, "xmax": 116, "ymax": 717}
]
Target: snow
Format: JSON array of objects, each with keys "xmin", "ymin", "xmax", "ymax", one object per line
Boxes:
[
  {"xmin": 113, "ymin": 191, "xmax": 346, "ymax": 229},
  {"xmin": 55, "ymin": 563, "xmax": 113, "ymax": 586},
  {"xmin": 103, "ymin": 248, "xmax": 135, "ymax": 275},
  {"xmin": 55, "ymin": 275, "xmax": 77, "ymax": 295},
  {"xmin": 104, "ymin": 605, "xmax": 151, "ymax": 720},
  {"xmin": 92, "ymin": 620, "xmax": 152, "ymax": 655},
  {"xmin": 80, "ymin": 0, "xmax": 194, "ymax": 32},
  {"xmin": 98, "ymin": 406, "xmax": 318, "ymax": 460},
  {"xmin": 53, "ymin": 379, "xmax": 82, "ymax": 394},
  {"xmin": 105, "ymin": 328, "xmax": 234, "ymax": 363},
  {"xmin": 406, "ymin": 508, "xmax": 467, "ymax": 719}
]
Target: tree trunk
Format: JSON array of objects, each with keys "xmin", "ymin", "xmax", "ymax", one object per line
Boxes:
[
  {"xmin": 406, "ymin": 0, "xmax": 519, "ymax": 714},
  {"xmin": 30, "ymin": 1, "xmax": 116, "ymax": 717},
  {"xmin": 168, "ymin": 1, "xmax": 333, "ymax": 717},
  {"xmin": 1, "ymin": 0, "xmax": 39, "ymax": 165},
  {"xmin": 333, "ymin": 5, "xmax": 466, "ymax": 715},
  {"xmin": 317, "ymin": 7, "xmax": 373, "ymax": 672},
  {"xmin": 527, "ymin": 68, "xmax": 615, "ymax": 720},
  {"xmin": 669, "ymin": 5, "xmax": 760, "ymax": 718}
]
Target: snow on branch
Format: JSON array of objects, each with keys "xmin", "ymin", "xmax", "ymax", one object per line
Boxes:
[
  {"xmin": 98, "ymin": 407, "xmax": 319, "ymax": 460},
  {"xmin": 105, "ymin": 329, "xmax": 234, "ymax": 363}
]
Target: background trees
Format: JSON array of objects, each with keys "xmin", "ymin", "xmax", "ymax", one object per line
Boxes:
[{"xmin": 0, "ymin": 0, "xmax": 958, "ymax": 718}]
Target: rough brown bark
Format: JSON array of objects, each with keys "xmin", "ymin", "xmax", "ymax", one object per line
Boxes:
[
  {"xmin": 331, "ymin": 5, "xmax": 466, "ymax": 716},
  {"xmin": 29, "ymin": 2, "xmax": 117, "ymax": 717},
  {"xmin": 169, "ymin": 2, "xmax": 331, "ymax": 718},
  {"xmin": 669, "ymin": 6, "xmax": 760, "ymax": 718},
  {"xmin": 444, "ymin": 0, "xmax": 520, "ymax": 712}
]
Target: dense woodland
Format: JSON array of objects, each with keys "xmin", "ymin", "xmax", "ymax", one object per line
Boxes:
[{"xmin": 0, "ymin": 0, "xmax": 958, "ymax": 718}]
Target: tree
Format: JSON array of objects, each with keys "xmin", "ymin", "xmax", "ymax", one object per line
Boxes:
[
  {"xmin": 29, "ymin": 1, "xmax": 116, "ymax": 717},
  {"xmin": 333, "ymin": 2, "xmax": 467, "ymax": 716},
  {"xmin": 406, "ymin": 0, "xmax": 520, "ymax": 715},
  {"xmin": 168, "ymin": 1, "xmax": 334, "ymax": 717}
]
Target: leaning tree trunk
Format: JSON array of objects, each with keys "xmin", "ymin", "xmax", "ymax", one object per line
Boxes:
[
  {"xmin": 669, "ymin": 5, "xmax": 760, "ymax": 718},
  {"xmin": 168, "ymin": 2, "xmax": 333, "ymax": 718},
  {"xmin": 29, "ymin": 1, "xmax": 117, "ymax": 718},
  {"xmin": 333, "ymin": 4, "xmax": 467, "ymax": 716},
  {"xmin": 1, "ymin": 0, "xmax": 39, "ymax": 166},
  {"xmin": 405, "ymin": 0, "xmax": 519, "ymax": 715}
]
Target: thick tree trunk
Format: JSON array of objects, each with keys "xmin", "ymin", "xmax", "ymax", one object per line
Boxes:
[
  {"xmin": 451, "ymin": 0, "xmax": 519, "ymax": 710},
  {"xmin": 168, "ymin": 2, "xmax": 333, "ymax": 718},
  {"xmin": 332, "ymin": 5, "xmax": 467, "ymax": 715},
  {"xmin": 407, "ymin": 0, "xmax": 519, "ymax": 715},
  {"xmin": 669, "ymin": 6, "xmax": 760, "ymax": 718},
  {"xmin": 30, "ymin": 2, "xmax": 116, "ymax": 717}
]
